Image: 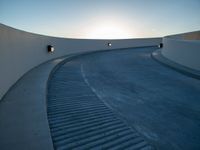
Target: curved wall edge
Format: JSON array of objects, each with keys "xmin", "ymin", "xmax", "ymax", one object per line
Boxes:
[
  {"xmin": 0, "ymin": 24, "xmax": 161, "ymax": 100},
  {"xmin": 161, "ymin": 34, "xmax": 200, "ymax": 71}
]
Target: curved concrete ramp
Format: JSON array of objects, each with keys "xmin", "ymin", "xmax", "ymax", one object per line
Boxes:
[
  {"xmin": 47, "ymin": 56, "xmax": 154, "ymax": 149},
  {"xmin": 48, "ymin": 85, "xmax": 152, "ymax": 149},
  {"xmin": 47, "ymin": 47, "xmax": 200, "ymax": 150}
]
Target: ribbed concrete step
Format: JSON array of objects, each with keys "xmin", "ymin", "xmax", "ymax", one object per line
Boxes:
[{"xmin": 47, "ymin": 61, "xmax": 154, "ymax": 150}]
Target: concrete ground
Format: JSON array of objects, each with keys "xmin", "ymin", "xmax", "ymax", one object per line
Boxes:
[
  {"xmin": 1, "ymin": 46, "xmax": 200, "ymax": 150},
  {"xmin": 0, "ymin": 57, "xmax": 69, "ymax": 150},
  {"xmin": 48, "ymin": 47, "xmax": 200, "ymax": 150}
]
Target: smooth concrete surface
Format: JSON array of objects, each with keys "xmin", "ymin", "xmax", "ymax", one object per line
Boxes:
[
  {"xmin": 47, "ymin": 47, "xmax": 200, "ymax": 150},
  {"xmin": 161, "ymin": 37, "xmax": 200, "ymax": 70},
  {"xmin": 161, "ymin": 31, "xmax": 200, "ymax": 71},
  {"xmin": 0, "ymin": 57, "xmax": 70, "ymax": 150},
  {"xmin": 47, "ymin": 49, "xmax": 155, "ymax": 149},
  {"xmin": 152, "ymin": 49, "xmax": 200, "ymax": 79},
  {"xmin": 0, "ymin": 24, "xmax": 161, "ymax": 100}
]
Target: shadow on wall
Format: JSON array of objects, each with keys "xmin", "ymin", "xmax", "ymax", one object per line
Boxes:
[{"xmin": 0, "ymin": 24, "xmax": 162, "ymax": 100}]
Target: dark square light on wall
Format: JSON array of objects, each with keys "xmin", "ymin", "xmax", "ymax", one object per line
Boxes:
[
  {"xmin": 108, "ymin": 43, "xmax": 112, "ymax": 47},
  {"xmin": 159, "ymin": 43, "xmax": 163, "ymax": 48},
  {"xmin": 47, "ymin": 45, "xmax": 54, "ymax": 53}
]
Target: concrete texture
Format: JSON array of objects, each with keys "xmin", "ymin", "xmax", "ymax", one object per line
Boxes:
[
  {"xmin": 152, "ymin": 49, "xmax": 200, "ymax": 79},
  {"xmin": 0, "ymin": 24, "xmax": 161, "ymax": 100},
  {"xmin": 0, "ymin": 57, "xmax": 70, "ymax": 150},
  {"xmin": 47, "ymin": 52, "xmax": 155, "ymax": 150},
  {"xmin": 161, "ymin": 32, "xmax": 200, "ymax": 71},
  {"xmin": 47, "ymin": 47, "xmax": 200, "ymax": 150}
]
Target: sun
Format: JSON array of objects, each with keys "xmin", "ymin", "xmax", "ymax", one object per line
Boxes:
[{"xmin": 85, "ymin": 20, "xmax": 134, "ymax": 39}]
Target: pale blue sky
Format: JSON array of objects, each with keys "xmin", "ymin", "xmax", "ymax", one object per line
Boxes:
[{"xmin": 0, "ymin": 0, "xmax": 200, "ymax": 39}]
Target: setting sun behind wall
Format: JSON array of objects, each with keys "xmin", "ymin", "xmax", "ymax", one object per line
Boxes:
[{"xmin": 85, "ymin": 20, "xmax": 135, "ymax": 39}]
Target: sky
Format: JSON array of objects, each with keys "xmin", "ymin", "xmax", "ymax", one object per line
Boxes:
[{"xmin": 0, "ymin": 0, "xmax": 200, "ymax": 39}]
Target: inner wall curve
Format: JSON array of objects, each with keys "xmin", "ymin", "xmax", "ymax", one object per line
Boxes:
[{"xmin": 0, "ymin": 24, "xmax": 161, "ymax": 100}]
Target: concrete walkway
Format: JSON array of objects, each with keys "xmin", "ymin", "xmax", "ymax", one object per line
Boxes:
[
  {"xmin": 0, "ymin": 57, "xmax": 68, "ymax": 150},
  {"xmin": 48, "ymin": 47, "xmax": 200, "ymax": 150},
  {"xmin": 1, "ymin": 46, "xmax": 200, "ymax": 150},
  {"xmin": 47, "ymin": 53, "xmax": 154, "ymax": 150}
]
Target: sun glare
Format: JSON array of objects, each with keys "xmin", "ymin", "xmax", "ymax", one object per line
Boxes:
[{"xmin": 85, "ymin": 20, "xmax": 135, "ymax": 39}]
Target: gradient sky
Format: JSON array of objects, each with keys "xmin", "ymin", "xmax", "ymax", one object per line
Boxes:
[{"xmin": 0, "ymin": 0, "xmax": 200, "ymax": 39}]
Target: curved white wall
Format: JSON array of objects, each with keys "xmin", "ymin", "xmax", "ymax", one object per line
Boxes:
[
  {"xmin": 0, "ymin": 24, "xmax": 161, "ymax": 100},
  {"xmin": 161, "ymin": 32, "xmax": 200, "ymax": 71}
]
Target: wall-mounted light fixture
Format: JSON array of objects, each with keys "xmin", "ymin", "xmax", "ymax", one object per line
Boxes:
[
  {"xmin": 158, "ymin": 43, "xmax": 163, "ymax": 48},
  {"xmin": 47, "ymin": 45, "xmax": 54, "ymax": 53},
  {"xmin": 107, "ymin": 43, "xmax": 112, "ymax": 47}
]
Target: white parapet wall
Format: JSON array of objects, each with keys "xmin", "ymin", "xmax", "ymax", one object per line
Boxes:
[
  {"xmin": 0, "ymin": 24, "xmax": 161, "ymax": 100},
  {"xmin": 161, "ymin": 31, "xmax": 200, "ymax": 71}
]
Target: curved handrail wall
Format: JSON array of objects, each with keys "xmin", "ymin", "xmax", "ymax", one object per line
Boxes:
[
  {"xmin": 0, "ymin": 24, "xmax": 161, "ymax": 100},
  {"xmin": 161, "ymin": 32, "xmax": 200, "ymax": 71}
]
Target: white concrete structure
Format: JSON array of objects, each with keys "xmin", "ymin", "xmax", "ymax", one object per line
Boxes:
[
  {"xmin": 0, "ymin": 24, "xmax": 161, "ymax": 100},
  {"xmin": 161, "ymin": 31, "xmax": 200, "ymax": 71}
]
